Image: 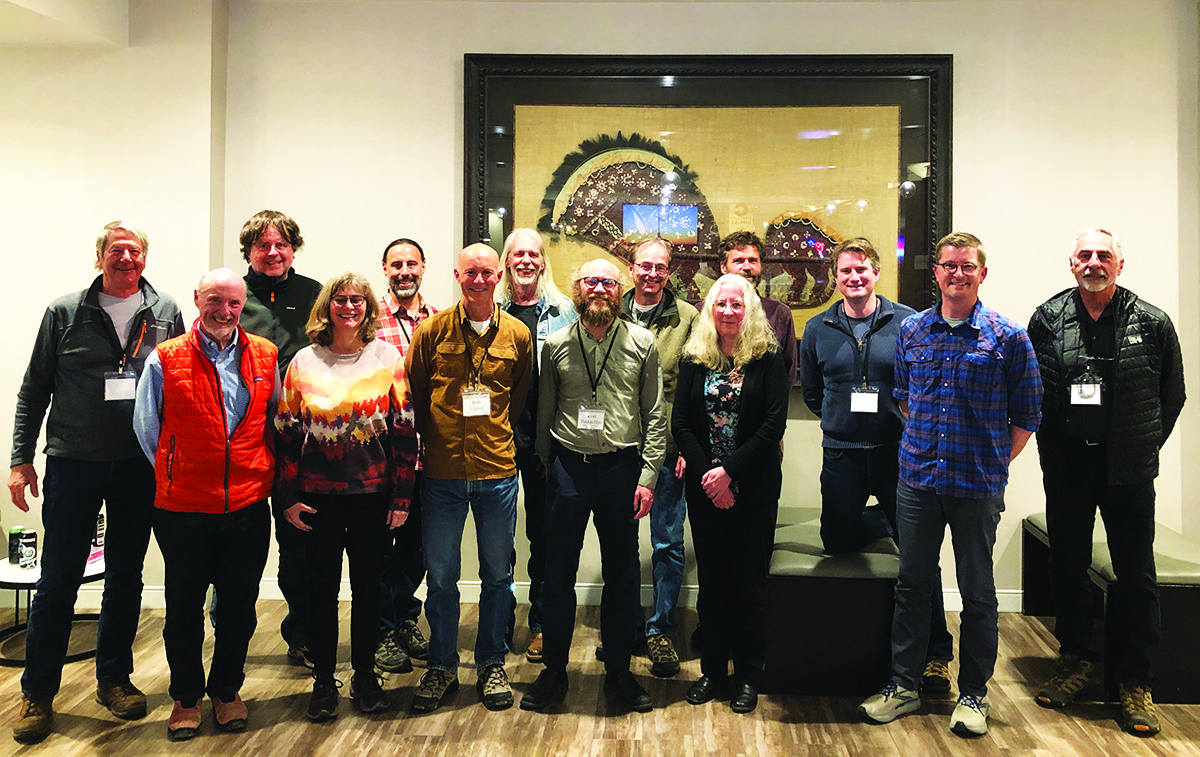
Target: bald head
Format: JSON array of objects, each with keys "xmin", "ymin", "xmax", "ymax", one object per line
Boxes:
[
  {"xmin": 455, "ymin": 243, "xmax": 503, "ymax": 319},
  {"xmin": 194, "ymin": 267, "xmax": 246, "ymax": 348}
]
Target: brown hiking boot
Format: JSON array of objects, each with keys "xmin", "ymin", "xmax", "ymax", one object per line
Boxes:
[
  {"xmin": 1035, "ymin": 655, "xmax": 1094, "ymax": 708},
  {"xmin": 96, "ymin": 677, "xmax": 148, "ymax": 720},
  {"xmin": 1119, "ymin": 683, "xmax": 1161, "ymax": 737},
  {"xmin": 13, "ymin": 696, "xmax": 53, "ymax": 745}
]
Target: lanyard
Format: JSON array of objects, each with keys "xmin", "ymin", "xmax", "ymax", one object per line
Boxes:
[
  {"xmin": 459, "ymin": 315, "xmax": 495, "ymax": 388},
  {"xmin": 397, "ymin": 315, "xmax": 412, "ymax": 347},
  {"xmin": 118, "ymin": 320, "xmax": 147, "ymax": 373},
  {"xmin": 576, "ymin": 321, "xmax": 619, "ymax": 403}
]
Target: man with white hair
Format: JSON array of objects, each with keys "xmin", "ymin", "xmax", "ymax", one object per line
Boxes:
[
  {"xmin": 134, "ymin": 268, "xmax": 279, "ymax": 740},
  {"xmin": 1028, "ymin": 227, "xmax": 1185, "ymax": 737},
  {"xmin": 496, "ymin": 228, "xmax": 576, "ymax": 662}
]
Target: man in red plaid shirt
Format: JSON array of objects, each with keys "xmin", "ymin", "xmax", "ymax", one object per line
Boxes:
[{"xmin": 374, "ymin": 238, "xmax": 438, "ymax": 674}]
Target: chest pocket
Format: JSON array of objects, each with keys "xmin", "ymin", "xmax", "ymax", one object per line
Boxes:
[
  {"xmin": 956, "ymin": 348, "xmax": 1003, "ymax": 385},
  {"xmin": 903, "ymin": 347, "xmax": 937, "ymax": 393},
  {"xmin": 482, "ymin": 346, "xmax": 519, "ymax": 386},
  {"xmin": 434, "ymin": 341, "xmax": 468, "ymax": 380}
]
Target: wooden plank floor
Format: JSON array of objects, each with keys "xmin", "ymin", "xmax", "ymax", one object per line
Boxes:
[{"xmin": 0, "ymin": 603, "xmax": 1198, "ymax": 755}]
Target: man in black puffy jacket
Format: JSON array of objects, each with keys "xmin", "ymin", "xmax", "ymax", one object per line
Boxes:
[{"xmin": 1028, "ymin": 227, "xmax": 1185, "ymax": 738}]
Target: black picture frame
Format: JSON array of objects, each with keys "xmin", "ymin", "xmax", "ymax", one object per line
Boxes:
[{"xmin": 464, "ymin": 53, "xmax": 952, "ymax": 311}]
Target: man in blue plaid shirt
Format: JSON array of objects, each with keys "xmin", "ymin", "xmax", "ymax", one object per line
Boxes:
[{"xmin": 859, "ymin": 232, "xmax": 1042, "ymax": 738}]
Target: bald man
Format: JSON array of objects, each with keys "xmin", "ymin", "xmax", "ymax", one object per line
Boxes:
[
  {"xmin": 404, "ymin": 244, "xmax": 533, "ymax": 713},
  {"xmin": 522, "ymin": 258, "xmax": 666, "ymax": 713},
  {"xmin": 133, "ymin": 268, "xmax": 279, "ymax": 740}
]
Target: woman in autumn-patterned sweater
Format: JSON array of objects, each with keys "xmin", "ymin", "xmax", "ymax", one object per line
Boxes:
[{"xmin": 274, "ymin": 272, "xmax": 418, "ymax": 720}]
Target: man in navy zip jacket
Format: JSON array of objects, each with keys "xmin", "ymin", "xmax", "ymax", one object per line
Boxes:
[{"xmin": 799, "ymin": 238, "xmax": 953, "ymax": 693}]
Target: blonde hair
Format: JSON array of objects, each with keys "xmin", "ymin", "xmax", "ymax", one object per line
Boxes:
[
  {"xmin": 306, "ymin": 272, "xmax": 380, "ymax": 347},
  {"xmin": 683, "ymin": 274, "xmax": 777, "ymax": 370}
]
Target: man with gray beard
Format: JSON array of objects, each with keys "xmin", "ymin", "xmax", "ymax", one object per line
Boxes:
[{"xmin": 522, "ymin": 258, "xmax": 666, "ymax": 713}]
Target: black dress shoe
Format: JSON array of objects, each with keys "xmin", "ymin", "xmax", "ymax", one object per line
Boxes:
[
  {"xmin": 686, "ymin": 676, "xmax": 728, "ymax": 705},
  {"xmin": 604, "ymin": 672, "xmax": 652, "ymax": 713},
  {"xmin": 520, "ymin": 668, "xmax": 569, "ymax": 711},
  {"xmin": 730, "ymin": 682, "xmax": 758, "ymax": 714}
]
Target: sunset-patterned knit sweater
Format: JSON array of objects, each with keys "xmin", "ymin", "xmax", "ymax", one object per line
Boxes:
[{"xmin": 274, "ymin": 339, "xmax": 418, "ymax": 513}]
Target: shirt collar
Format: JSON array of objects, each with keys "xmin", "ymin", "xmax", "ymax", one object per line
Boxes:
[{"xmin": 197, "ymin": 325, "xmax": 240, "ymax": 357}]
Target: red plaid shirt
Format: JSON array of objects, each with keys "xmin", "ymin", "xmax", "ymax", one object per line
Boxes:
[{"xmin": 377, "ymin": 290, "xmax": 437, "ymax": 356}]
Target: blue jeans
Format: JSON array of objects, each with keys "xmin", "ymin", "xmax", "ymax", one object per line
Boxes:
[
  {"xmin": 645, "ymin": 461, "xmax": 685, "ymax": 637},
  {"xmin": 22, "ymin": 456, "xmax": 155, "ymax": 700},
  {"xmin": 890, "ymin": 481, "xmax": 1003, "ymax": 698},
  {"xmin": 421, "ymin": 475, "xmax": 517, "ymax": 672}
]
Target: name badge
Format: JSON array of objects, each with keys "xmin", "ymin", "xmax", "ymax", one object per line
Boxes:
[
  {"xmin": 1070, "ymin": 382, "xmax": 1102, "ymax": 406},
  {"xmin": 104, "ymin": 371, "xmax": 137, "ymax": 401},
  {"xmin": 463, "ymin": 387, "xmax": 491, "ymax": 417},
  {"xmin": 850, "ymin": 386, "xmax": 880, "ymax": 414},
  {"xmin": 577, "ymin": 404, "xmax": 605, "ymax": 430}
]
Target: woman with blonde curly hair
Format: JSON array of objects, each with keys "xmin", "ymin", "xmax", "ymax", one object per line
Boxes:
[
  {"xmin": 275, "ymin": 272, "xmax": 418, "ymax": 720},
  {"xmin": 672, "ymin": 273, "xmax": 789, "ymax": 714}
]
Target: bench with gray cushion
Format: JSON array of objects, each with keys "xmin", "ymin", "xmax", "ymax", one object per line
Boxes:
[
  {"xmin": 1022, "ymin": 512, "xmax": 1200, "ymax": 703},
  {"xmin": 762, "ymin": 506, "xmax": 899, "ymax": 695}
]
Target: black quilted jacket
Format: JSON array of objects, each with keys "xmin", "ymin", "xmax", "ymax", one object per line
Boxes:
[{"xmin": 1028, "ymin": 286, "xmax": 1185, "ymax": 485}]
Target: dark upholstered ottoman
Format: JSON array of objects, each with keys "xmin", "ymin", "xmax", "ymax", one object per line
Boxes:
[{"xmin": 761, "ymin": 506, "xmax": 899, "ymax": 695}]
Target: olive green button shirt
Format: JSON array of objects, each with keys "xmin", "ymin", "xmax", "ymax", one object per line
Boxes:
[
  {"xmin": 537, "ymin": 319, "xmax": 666, "ymax": 489},
  {"xmin": 406, "ymin": 301, "xmax": 533, "ymax": 481}
]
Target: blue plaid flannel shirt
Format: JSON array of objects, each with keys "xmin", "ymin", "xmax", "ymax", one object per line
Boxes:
[{"xmin": 894, "ymin": 300, "xmax": 1042, "ymax": 498}]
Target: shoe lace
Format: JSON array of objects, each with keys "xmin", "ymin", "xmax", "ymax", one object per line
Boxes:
[
  {"xmin": 419, "ymin": 669, "xmax": 454, "ymax": 694},
  {"xmin": 403, "ymin": 621, "xmax": 428, "ymax": 646},
  {"xmin": 312, "ymin": 675, "xmax": 344, "ymax": 695},
  {"xmin": 924, "ymin": 661, "xmax": 949, "ymax": 677},
  {"xmin": 1121, "ymin": 684, "xmax": 1155, "ymax": 715},
  {"xmin": 957, "ymin": 694, "xmax": 986, "ymax": 714},
  {"xmin": 648, "ymin": 635, "xmax": 678, "ymax": 661},
  {"xmin": 481, "ymin": 666, "xmax": 508, "ymax": 693},
  {"xmin": 20, "ymin": 698, "xmax": 48, "ymax": 718}
]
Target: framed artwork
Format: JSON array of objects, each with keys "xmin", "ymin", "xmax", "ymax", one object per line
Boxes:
[{"xmin": 464, "ymin": 54, "xmax": 952, "ymax": 330}]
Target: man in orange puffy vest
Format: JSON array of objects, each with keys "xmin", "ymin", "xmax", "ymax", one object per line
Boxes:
[{"xmin": 133, "ymin": 268, "xmax": 279, "ymax": 741}]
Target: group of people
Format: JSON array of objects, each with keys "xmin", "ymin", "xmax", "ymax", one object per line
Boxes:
[{"xmin": 5, "ymin": 212, "xmax": 1183, "ymax": 745}]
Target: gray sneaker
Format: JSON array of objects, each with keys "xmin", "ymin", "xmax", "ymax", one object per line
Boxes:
[
  {"xmin": 950, "ymin": 694, "xmax": 989, "ymax": 737},
  {"xmin": 859, "ymin": 681, "xmax": 920, "ymax": 724},
  {"xmin": 375, "ymin": 630, "xmax": 413, "ymax": 674},
  {"xmin": 476, "ymin": 664, "xmax": 513, "ymax": 711}
]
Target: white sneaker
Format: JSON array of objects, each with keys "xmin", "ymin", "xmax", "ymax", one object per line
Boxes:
[
  {"xmin": 859, "ymin": 681, "xmax": 920, "ymax": 723},
  {"xmin": 950, "ymin": 694, "xmax": 989, "ymax": 736}
]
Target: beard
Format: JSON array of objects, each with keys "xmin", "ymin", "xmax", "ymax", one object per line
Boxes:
[
  {"xmin": 574, "ymin": 289, "xmax": 620, "ymax": 331},
  {"xmin": 1076, "ymin": 273, "xmax": 1111, "ymax": 293},
  {"xmin": 736, "ymin": 269, "xmax": 760, "ymax": 286},
  {"xmin": 511, "ymin": 267, "xmax": 540, "ymax": 287},
  {"xmin": 390, "ymin": 276, "xmax": 420, "ymax": 300}
]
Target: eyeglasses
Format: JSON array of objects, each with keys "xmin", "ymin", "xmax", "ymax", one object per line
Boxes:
[
  {"xmin": 635, "ymin": 263, "xmax": 669, "ymax": 275},
  {"xmin": 934, "ymin": 262, "xmax": 979, "ymax": 275},
  {"xmin": 582, "ymin": 276, "xmax": 619, "ymax": 290},
  {"xmin": 331, "ymin": 295, "xmax": 367, "ymax": 307}
]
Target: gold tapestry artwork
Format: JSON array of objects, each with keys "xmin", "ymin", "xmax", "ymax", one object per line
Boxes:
[{"xmin": 514, "ymin": 105, "xmax": 901, "ymax": 334}]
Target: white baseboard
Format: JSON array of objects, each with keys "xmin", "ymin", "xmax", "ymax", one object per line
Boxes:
[{"xmin": 71, "ymin": 581, "xmax": 1025, "ymax": 614}]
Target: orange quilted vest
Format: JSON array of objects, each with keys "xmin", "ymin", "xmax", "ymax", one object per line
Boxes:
[{"xmin": 153, "ymin": 326, "xmax": 278, "ymax": 513}]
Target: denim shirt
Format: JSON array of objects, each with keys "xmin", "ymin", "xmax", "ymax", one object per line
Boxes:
[{"xmin": 533, "ymin": 295, "xmax": 577, "ymax": 363}]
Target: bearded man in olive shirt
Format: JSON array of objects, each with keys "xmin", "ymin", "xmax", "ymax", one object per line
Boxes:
[{"xmin": 522, "ymin": 258, "xmax": 666, "ymax": 714}]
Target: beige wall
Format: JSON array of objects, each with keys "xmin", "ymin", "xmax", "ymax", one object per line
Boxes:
[{"xmin": 2, "ymin": 0, "xmax": 1196, "ymax": 612}]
